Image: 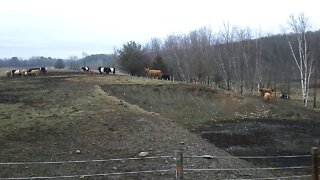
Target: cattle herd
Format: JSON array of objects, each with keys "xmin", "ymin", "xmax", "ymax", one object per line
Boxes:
[
  {"xmin": 81, "ymin": 66, "xmax": 116, "ymax": 75},
  {"xmin": 259, "ymin": 88, "xmax": 291, "ymax": 101},
  {"xmin": 4, "ymin": 66, "xmax": 172, "ymax": 80},
  {"xmin": 5, "ymin": 67, "xmax": 47, "ymax": 77},
  {"xmin": 81, "ymin": 66, "xmax": 171, "ymax": 80},
  {"xmin": 5, "ymin": 66, "xmax": 292, "ymax": 101}
]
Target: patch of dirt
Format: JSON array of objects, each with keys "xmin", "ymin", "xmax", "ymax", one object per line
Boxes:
[
  {"xmin": 195, "ymin": 119, "xmax": 320, "ymax": 176},
  {"xmin": 100, "ymin": 80, "xmax": 320, "ymax": 178},
  {"xmin": 197, "ymin": 119, "xmax": 320, "ymax": 155}
]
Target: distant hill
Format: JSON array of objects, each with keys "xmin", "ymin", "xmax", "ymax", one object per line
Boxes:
[{"xmin": 81, "ymin": 54, "xmax": 116, "ymax": 68}]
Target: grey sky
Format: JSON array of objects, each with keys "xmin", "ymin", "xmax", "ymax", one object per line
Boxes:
[{"xmin": 0, "ymin": 0, "xmax": 319, "ymax": 59}]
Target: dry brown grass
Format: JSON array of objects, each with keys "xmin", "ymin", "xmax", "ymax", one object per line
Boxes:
[{"xmin": 0, "ymin": 70, "xmax": 319, "ymax": 179}]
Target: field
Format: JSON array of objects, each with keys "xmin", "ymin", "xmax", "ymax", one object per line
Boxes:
[{"xmin": 0, "ymin": 70, "xmax": 320, "ymax": 179}]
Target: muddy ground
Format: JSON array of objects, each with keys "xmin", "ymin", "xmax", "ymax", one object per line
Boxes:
[
  {"xmin": 0, "ymin": 72, "xmax": 319, "ymax": 179},
  {"xmin": 104, "ymin": 83, "xmax": 320, "ymax": 177},
  {"xmin": 197, "ymin": 119, "xmax": 320, "ymax": 170}
]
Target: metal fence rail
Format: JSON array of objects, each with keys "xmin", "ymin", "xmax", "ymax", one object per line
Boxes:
[
  {"xmin": 1, "ymin": 147, "xmax": 319, "ymax": 179},
  {"xmin": 225, "ymin": 174, "xmax": 311, "ymax": 180},
  {"xmin": 0, "ymin": 155, "xmax": 173, "ymax": 165},
  {"xmin": 0, "ymin": 169, "xmax": 174, "ymax": 180},
  {"xmin": 186, "ymin": 154, "xmax": 310, "ymax": 159}
]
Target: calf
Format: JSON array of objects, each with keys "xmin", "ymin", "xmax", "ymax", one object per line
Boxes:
[
  {"xmin": 21, "ymin": 69, "xmax": 28, "ymax": 77},
  {"xmin": 160, "ymin": 74, "xmax": 170, "ymax": 80},
  {"xmin": 259, "ymin": 88, "xmax": 273, "ymax": 97},
  {"xmin": 5, "ymin": 71, "xmax": 12, "ymax": 77},
  {"xmin": 280, "ymin": 93, "xmax": 290, "ymax": 100},
  {"xmin": 264, "ymin": 92, "xmax": 272, "ymax": 101}
]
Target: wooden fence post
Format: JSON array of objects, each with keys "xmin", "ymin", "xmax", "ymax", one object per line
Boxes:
[
  {"xmin": 312, "ymin": 147, "xmax": 319, "ymax": 180},
  {"xmin": 176, "ymin": 150, "xmax": 184, "ymax": 179}
]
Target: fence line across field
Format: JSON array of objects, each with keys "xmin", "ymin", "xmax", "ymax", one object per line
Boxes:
[
  {"xmin": 184, "ymin": 166, "xmax": 311, "ymax": 171},
  {"xmin": 0, "ymin": 172, "xmax": 312, "ymax": 180},
  {"xmin": 185, "ymin": 154, "xmax": 310, "ymax": 159},
  {"xmin": 0, "ymin": 169, "xmax": 174, "ymax": 180},
  {"xmin": 224, "ymin": 174, "xmax": 312, "ymax": 180},
  {"xmin": 0, "ymin": 154, "xmax": 311, "ymax": 165},
  {"xmin": 0, "ymin": 147, "xmax": 319, "ymax": 180},
  {"xmin": 0, "ymin": 155, "xmax": 173, "ymax": 165}
]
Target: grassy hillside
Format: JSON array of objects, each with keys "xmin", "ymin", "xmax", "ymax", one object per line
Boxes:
[{"xmin": 0, "ymin": 71, "xmax": 319, "ymax": 179}]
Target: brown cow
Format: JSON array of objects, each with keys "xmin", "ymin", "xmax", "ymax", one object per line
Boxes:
[
  {"xmin": 5, "ymin": 71, "xmax": 12, "ymax": 77},
  {"xmin": 259, "ymin": 88, "xmax": 273, "ymax": 97},
  {"xmin": 144, "ymin": 68, "xmax": 162, "ymax": 79},
  {"xmin": 264, "ymin": 92, "xmax": 272, "ymax": 101}
]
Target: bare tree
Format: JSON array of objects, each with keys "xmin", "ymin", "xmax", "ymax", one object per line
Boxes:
[
  {"xmin": 69, "ymin": 56, "xmax": 80, "ymax": 70},
  {"xmin": 188, "ymin": 28, "xmax": 213, "ymax": 83},
  {"xmin": 82, "ymin": 52, "xmax": 88, "ymax": 66},
  {"xmin": 163, "ymin": 35, "xmax": 188, "ymax": 81},
  {"xmin": 312, "ymin": 36, "xmax": 320, "ymax": 108},
  {"xmin": 217, "ymin": 22, "xmax": 238, "ymax": 91},
  {"xmin": 286, "ymin": 13, "xmax": 314, "ymax": 106}
]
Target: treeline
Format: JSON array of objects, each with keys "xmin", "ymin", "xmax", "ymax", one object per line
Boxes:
[
  {"xmin": 0, "ymin": 54, "xmax": 116, "ymax": 70},
  {"xmin": 116, "ymin": 18, "xmax": 320, "ymax": 108},
  {"xmin": 0, "ymin": 56, "xmax": 56, "ymax": 67},
  {"xmin": 2, "ymin": 28, "xmax": 319, "ymax": 96},
  {"xmin": 68, "ymin": 54, "xmax": 116, "ymax": 70},
  {"xmin": 118, "ymin": 27, "xmax": 320, "ymax": 96}
]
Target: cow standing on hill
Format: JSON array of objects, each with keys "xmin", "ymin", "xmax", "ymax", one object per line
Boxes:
[
  {"xmin": 259, "ymin": 88, "xmax": 273, "ymax": 97},
  {"xmin": 5, "ymin": 71, "xmax": 12, "ymax": 77},
  {"xmin": 264, "ymin": 92, "xmax": 272, "ymax": 101},
  {"xmin": 82, "ymin": 67, "xmax": 89, "ymax": 72},
  {"xmin": 27, "ymin": 67, "xmax": 47, "ymax": 74},
  {"xmin": 11, "ymin": 69, "xmax": 21, "ymax": 76},
  {"xmin": 144, "ymin": 68, "xmax": 162, "ymax": 79},
  {"xmin": 280, "ymin": 92, "xmax": 290, "ymax": 99},
  {"xmin": 29, "ymin": 69, "xmax": 41, "ymax": 76},
  {"xmin": 98, "ymin": 67, "xmax": 115, "ymax": 75},
  {"xmin": 21, "ymin": 69, "xmax": 28, "ymax": 76},
  {"xmin": 110, "ymin": 68, "xmax": 116, "ymax": 74}
]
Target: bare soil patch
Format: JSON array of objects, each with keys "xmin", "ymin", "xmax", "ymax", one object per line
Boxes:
[{"xmin": 103, "ymin": 81, "xmax": 320, "ymax": 178}]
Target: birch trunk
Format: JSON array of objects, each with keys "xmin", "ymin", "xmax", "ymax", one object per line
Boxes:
[{"xmin": 287, "ymin": 13, "xmax": 313, "ymax": 107}]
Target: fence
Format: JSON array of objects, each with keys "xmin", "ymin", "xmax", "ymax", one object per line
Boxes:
[{"xmin": 0, "ymin": 147, "xmax": 319, "ymax": 179}]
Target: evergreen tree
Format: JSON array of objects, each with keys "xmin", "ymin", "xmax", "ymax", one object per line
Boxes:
[
  {"xmin": 117, "ymin": 41, "xmax": 150, "ymax": 76},
  {"xmin": 54, "ymin": 59, "xmax": 65, "ymax": 69},
  {"xmin": 151, "ymin": 53, "xmax": 168, "ymax": 73}
]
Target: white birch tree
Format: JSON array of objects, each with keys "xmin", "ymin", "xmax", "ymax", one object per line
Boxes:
[{"xmin": 286, "ymin": 13, "xmax": 314, "ymax": 106}]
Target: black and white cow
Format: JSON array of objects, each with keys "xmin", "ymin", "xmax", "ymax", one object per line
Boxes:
[
  {"xmin": 82, "ymin": 66, "xmax": 89, "ymax": 72},
  {"xmin": 110, "ymin": 68, "xmax": 116, "ymax": 74},
  {"xmin": 280, "ymin": 93, "xmax": 290, "ymax": 100},
  {"xmin": 98, "ymin": 67, "xmax": 115, "ymax": 75},
  {"xmin": 11, "ymin": 69, "xmax": 21, "ymax": 76}
]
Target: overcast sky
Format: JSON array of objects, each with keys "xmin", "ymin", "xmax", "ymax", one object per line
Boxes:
[{"xmin": 0, "ymin": 0, "xmax": 319, "ymax": 59}]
